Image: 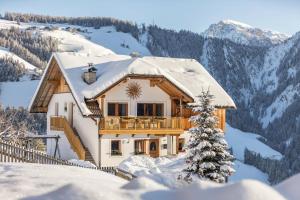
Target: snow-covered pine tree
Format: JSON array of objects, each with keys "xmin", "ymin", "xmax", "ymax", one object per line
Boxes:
[{"xmin": 181, "ymin": 90, "xmax": 235, "ymax": 183}]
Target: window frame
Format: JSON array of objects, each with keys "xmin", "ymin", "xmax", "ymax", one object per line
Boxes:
[
  {"xmin": 134, "ymin": 140, "xmax": 146, "ymax": 155},
  {"xmin": 111, "ymin": 140, "xmax": 122, "ymax": 156},
  {"xmin": 107, "ymin": 102, "xmax": 128, "ymax": 116},
  {"xmin": 136, "ymin": 103, "xmax": 164, "ymax": 116}
]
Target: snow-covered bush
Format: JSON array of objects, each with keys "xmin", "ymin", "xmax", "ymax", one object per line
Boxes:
[{"xmin": 181, "ymin": 91, "xmax": 235, "ymax": 183}]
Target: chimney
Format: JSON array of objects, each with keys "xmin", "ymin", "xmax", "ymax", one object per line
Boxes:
[{"xmin": 83, "ymin": 63, "xmax": 97, "ymax": 84}]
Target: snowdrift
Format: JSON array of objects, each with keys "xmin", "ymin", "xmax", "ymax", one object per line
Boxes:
[
  {"xmin": 275, "ymin": 173, "xmax": 300, "ymax": 200},
  {"xmin": 0, "ymin": 163, "xmax": 297, "ymax": 200}
]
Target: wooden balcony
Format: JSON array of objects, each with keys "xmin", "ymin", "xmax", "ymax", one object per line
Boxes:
[
  {"xmin": 99, "ymin": 116, "xmax": 192, "ymax": 135},
  {"xmin": 50, "ymin": 116, "xmax": 86, "ymax": 160}
]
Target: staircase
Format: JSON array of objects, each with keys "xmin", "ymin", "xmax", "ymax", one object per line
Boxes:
[
  {"xmin": 50, "ymin": 116, "xmax": 96, "ymax": 165},
  {"xmin": 72, "ymin": 127, "xmax": 96, "ymax": 165}
]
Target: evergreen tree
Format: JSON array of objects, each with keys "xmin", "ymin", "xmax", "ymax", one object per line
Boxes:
[{"xmin": 181, "ymin": 91, "xmax": 235, "ymax": 183}]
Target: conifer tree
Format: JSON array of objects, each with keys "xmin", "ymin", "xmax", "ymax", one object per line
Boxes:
[{"xmin": 181, "ymin": 90, "xmax": 235, "ymax": 183}]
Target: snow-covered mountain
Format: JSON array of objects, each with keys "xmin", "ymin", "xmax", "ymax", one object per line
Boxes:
[{"xmin": 202, "ymin": 20, "xmax": 289, "ymax": 47}]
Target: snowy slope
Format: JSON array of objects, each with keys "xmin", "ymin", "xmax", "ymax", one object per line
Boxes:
[
  {"xmin": 276, "ymin": 173, "xmax": 300, "ymax": 200},
  {"xmin": 0, "ymin": 162, "xmax": 290, "ymax": 200},
  {"xmin": 0, "ymin": 47, "xmax": 37, "ymax": 71},
  {"xmin": 82, "ymin": 26, "xmax": 151, "ymax": 55},
  {"xmin": 202, "ymin": 20, "xmax": 289, "ymax": 47},
  {"xmin": 0, "ymin": 80, "xmax": 39, "ymax": 107},
  {"xmin": 225, "ymin": 124, "xmax": 282, "ymax": 160}
]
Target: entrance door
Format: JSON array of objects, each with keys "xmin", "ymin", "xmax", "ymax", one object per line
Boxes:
[{"xmin": 149, "ymin": 139, "xmax": 159, "ymax": 158}]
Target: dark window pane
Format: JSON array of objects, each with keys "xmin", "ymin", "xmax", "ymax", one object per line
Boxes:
[
  {"xmin": 137, "ymin": 103, "xmax": 144, "ymax": 116},
  {"xmin": 150, "ymin": 141, "xmax": 157, "ymax": 151},
  {"xmin": 146, "ymin": 104, "xmax": 153, "ymax": 116},
  {"xmin": 134, "ymin": 140, "xmax": 145, "ymax": 155},
  {"xmin": 118, "ymin": 104, "xmax": 127, "ymax": 116},
  {"xmin": 156, "ymin": 104, "xmax": 163, "ymax": 116},
  {"xmin": 111, "ymin": 140, "xmax": 121, "ymax": 155},
  {"xmin": 107, "ymin": 103, "xmax": 116, "ymax": 116}
]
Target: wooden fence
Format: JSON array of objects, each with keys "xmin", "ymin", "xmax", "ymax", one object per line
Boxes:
[
  {"xmin": 0, "ymin": 139, "xmax": 136, "ymax": 180},
  {"xmin": 0, "ymin": 139, "xmax": 95, "ymax": 168}
]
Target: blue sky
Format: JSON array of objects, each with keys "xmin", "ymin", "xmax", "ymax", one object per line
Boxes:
[{"xmin": 0, "ymin": 0, "xmax": 300, "ymax": 35}]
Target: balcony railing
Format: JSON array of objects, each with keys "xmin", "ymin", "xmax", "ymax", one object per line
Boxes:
[{"xmin": 99, "ymin": 116, "xmax": 192, "ymax": 131}]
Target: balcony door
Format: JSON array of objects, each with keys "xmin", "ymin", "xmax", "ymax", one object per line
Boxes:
[{"xmin": 149, "ymin": 139, "xmax": 159, "ymax": 158}]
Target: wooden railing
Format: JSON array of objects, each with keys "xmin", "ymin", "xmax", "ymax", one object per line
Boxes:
[
  {"xmin": 0, "ymin": 139, "xmax": 89, "ymax": 167},
  {"xmin": 99, "ymin": 116, "xmax": 191, "ymax": 131},
  {"xmin": 50, "ymin": 116, "xmax": 86, "ymax": 160}
]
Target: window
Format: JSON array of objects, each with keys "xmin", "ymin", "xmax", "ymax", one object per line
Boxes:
[
  {"xmin": 156, "ymin": 104, "xmax": 163, "ymax": 116},
  {"xmin": 107, "ymin": 103, "xmax": 128, "ymax": 116},
  {"xmin": 137, "ymin": 103, "xmax": 164, "ymax": 116},
  {"xmin": 118, "ymin": 104, "xmax": 127, "ymax": 116},
  {"xmin": 55, "ymin": 103, "xmax": 59, "ymax": 116},
  {"xmin": 137, "ymin": 103, "xmax": 145, "ymax": 116},
  {"xmin": 178, "ymin": 138, "xmax": 185, "ymax": 152},
  {"xmin": 107, "ymin": 103, "xmax": 116, "ymax": 116},
  {"xmin": 134, "ymin": 140, "xmax": 146, "ymax": 155},
  {"xmin": 111, "ymin": 140, "xmax": 122, "ymax": 156}
]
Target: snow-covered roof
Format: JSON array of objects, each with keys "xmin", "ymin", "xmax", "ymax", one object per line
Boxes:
[{"xmin": 30, "ymin": 52, "xmax": 236, "ymax": 116}]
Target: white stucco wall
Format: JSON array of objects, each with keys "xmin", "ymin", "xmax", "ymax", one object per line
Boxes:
[
  {"xmin": 101, "ymin": 79, "xmax": 171, "ymax": 117},
  {"xmin": 47, "ymin": 93, "xmax": 99, "ymax": 165},
  {"xmin": 99, "ymin": 134, "xmax": 169, "ymax": 167}
]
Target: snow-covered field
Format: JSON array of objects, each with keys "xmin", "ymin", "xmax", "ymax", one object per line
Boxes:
[
  {"xmin": 0, "ymin": 162, "xmax": 297, "ymax": 200},
  {"xmin": 119, "ymin": 124, "xmax": 282, "ymax": 185},
  {"xmin": 0, "ymin": 80, "xmax": 39, "ymax": 108}
]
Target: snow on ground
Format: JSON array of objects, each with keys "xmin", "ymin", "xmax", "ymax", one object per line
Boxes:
[
  {"xmin": 0, "ymin": 162, "xmax": 289, "ymax": 200},
  {"xmin": 225, "ymin": 124, "xmax": 282, "ymax": 160},
  {"xmin": 41, "ymin": 29, "xmax": 114, "ymax": 56},
  {"xmin": 68, "ymin": 159, "xmax": 96, "ymax": 168},
  {"xmin": 0, "ymin": 80, "xmax": 39, "ymax": 108},
  {"xmin": 119, "ymin": 124, "xmax": 282, "ymax": 185},
  {"xmin": 0, "ymin": 163, "xmax": 126, "ymax": 200},
  {"xmin": 119, "ymin": 154, "xmax": 186, "ymax": 188},
  {"xmin": 82, "ymin": 26, "xmax": 151, "ymax": 56},
  {"xmin": 275, "ymin": 173, "xmax": 300, "ymax": 200},
  {"xmin": 229, "ymin": 160, "xmax": 269, "ymax": 183}
]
